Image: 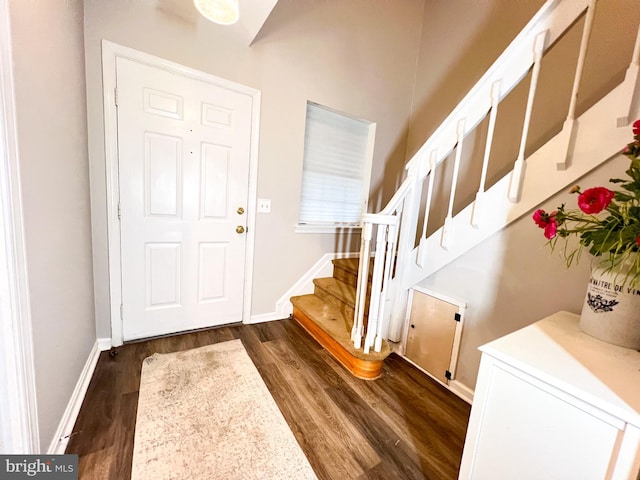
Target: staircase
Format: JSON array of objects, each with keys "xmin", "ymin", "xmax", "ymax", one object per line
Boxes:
[
  {"xmin": 291, "ymin": 258, "xmax": 391, "ymax": 380},
  {"xmin": 291, "ymin": 0, "xmax": 640, "ymax": 378}
]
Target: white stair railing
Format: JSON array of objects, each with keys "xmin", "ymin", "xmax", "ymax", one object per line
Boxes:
[{"xmin": 352, "ymin": 0, "xmax": 640, "ymax": 351}]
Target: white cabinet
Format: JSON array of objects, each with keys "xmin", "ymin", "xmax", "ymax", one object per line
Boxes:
[{"xmin": 459, "ymin": 311, "xmax": 640, "ymax": 480}]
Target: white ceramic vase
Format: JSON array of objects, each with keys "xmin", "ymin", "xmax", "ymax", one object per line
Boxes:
[{"xmin": 579, "ymin": 260, "xmax": 640, "ymax": 350}]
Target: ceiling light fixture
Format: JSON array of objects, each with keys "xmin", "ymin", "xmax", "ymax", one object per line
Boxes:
[{"xmin": 194, "ymin": 0, "xmax": 239, "ymax": 25}]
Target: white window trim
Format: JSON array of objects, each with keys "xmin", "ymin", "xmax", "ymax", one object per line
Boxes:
[{"xmin": 294, "ymin": 224, "xmax": 362, "ymax": 234}]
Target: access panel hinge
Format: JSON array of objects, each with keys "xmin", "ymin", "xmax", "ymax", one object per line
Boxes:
[
  {"xmin": 120, "ymin": 304, "xmax": 123, "ymax": 320},
  {"xmin": 445, "ymin": 370, "xmax": 452, "ymax": 380},
  {"xmin": 454, "ymin": 312, "xmax": 461, "ymax": 322},
  {"xmin": 114, "ymin": 87, "xmax": 118, "ymax": 107},
  {"xmin": 117, "ymin": 202, "xmax": 121, "ymax": 220}
]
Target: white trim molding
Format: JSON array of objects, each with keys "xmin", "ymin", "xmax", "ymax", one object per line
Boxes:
[
  {"xmin": 294, "ymin": 224, "xmax": 362, "ymax": 234},
  {"xmin": 248, "ymin": 251, "xmax": 359, "ymax": 324},
  {"xmin": 0, "ymin": 0, "xmax": 39, "ymax": 453},
  {"xmin": 47, "ymin": 341, "xmax": 101, "ymax": 454},
  {"xmin": 101, "ymin": 41, "xmax": 261, "ymax": 346},
  {"xmin": 450, "ymin": 380, "xmax": 474, "ymax": 405},
  {"xmin": 97, "ymin": 337, "xmax": 112, "ymax": 352}
]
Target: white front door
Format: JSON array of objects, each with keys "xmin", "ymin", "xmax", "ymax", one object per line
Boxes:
[{"xmin": 116, "ymin": 57, "xmax": 252, "ymax": 341}]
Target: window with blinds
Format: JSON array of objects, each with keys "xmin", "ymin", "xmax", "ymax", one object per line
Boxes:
[{"xmin": 298, "ymin": 102, "xmax": 375, "ymax": 228}]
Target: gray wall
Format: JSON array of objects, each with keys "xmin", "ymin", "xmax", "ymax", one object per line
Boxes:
[
  {"xmin": 83, "ymin": 0, "xmax": 425, "ymax": 338},
  {"xmin": 8, "ymin": 0, "xmax": 96, "ymax": 451}
]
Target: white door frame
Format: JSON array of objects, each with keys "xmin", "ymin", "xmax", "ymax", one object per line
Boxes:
[
  {"xmin": 102, "ymin": 41, "xmax": 261, "ymax": 346},
  {"xmin": 0, "ymin": 0, "xmax": 40, "ymax": 453}
]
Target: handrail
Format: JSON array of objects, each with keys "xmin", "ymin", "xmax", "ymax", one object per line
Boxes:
[
  {"xmin": 350, "ymin": 0, "xmax": 626, "ymax": 353},
  {"xmin": 377, "ymin": 177, "xmax": 413, "ymax": 216}
]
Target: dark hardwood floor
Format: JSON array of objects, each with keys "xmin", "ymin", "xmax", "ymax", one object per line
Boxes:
[{"xmin": 66, "ymin": 319, "xmax": 471, "ymax": 479}]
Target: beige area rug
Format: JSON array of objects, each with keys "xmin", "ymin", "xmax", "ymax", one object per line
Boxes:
[{"xmin": 131, "ymin": 339, "xmax": 317, "ymax": 480}]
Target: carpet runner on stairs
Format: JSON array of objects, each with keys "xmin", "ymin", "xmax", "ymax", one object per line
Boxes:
[{"xmin": 291, "ymin": 258, "xmax": 391, "ymax": 380}]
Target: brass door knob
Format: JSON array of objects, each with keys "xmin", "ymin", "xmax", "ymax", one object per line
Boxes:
[
  {"xmin": 236, "ymin": 226, "xmax": 245, "ymax": 234},
  {"xmin": 237, "ymin": 207, "xmax": 245, "ymax": 215}
]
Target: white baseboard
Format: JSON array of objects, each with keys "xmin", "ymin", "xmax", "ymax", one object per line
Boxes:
[
  {"xmin": 450, "ymin": 380, "xmax": 474, "ymax": 405},
  {"xmin": 246, "ymin": 312, "xmax": 289, "ymax": 324},
  {"xmin": 47, "ymin": 340, "xmax": 101, "ymax": 454},
  {"xmin": 401, "ymin": 354, "xmax": 474, "ymax": 405},
  {"xmin": 247, "ymin": 252, "xmax": 359, "ymax": 325},
  {"xmin": 97, "ymin": 337, "xmax": 112, "ymax": 351}
]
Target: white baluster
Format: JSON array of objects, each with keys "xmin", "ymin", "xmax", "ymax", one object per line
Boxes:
[
  {"xmin": 618, "ymin": 10, "xmax": 640, "ymax": 127},
  {"xmin": 375, "ymin": 221, "xmax": 398, "ymax": 352},
  {"xmin": 471, "ymin": 81, "xmax": 501, "ymax": 229},
  {"xmin": 557, "ymin": 0, "xmax": 597, "ymax": 170},
  {"xmin": 441, "ymin": 119, "xmax": 466, "ymax": 250},
  {"xmin": 417, "ymin": 150, "xmax": 438, "ymax": 267},
  {"xmin": 352, "ymin": 222, "xmax": 372, "ymax": 349},
  {"xmin": 364, "ymin": 226, "xmax": 387, "ymax": 354},
  {"xmin": 508, "ymin": 30, "xmax": 548, "ymax": 203}
]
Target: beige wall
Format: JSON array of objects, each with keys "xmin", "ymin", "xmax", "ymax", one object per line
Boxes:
[
  {"xmin": 8, "ymin": 0, "xmax": 95, "ymax": 451},
  {"xmin": 419, "ymin": 155, "xmax": 629, "ymax": 388},
  {"xmin": 407, "ymin": 0, "xmax": 545, "ymax": 159},
  {"xmin": 408, "ymin": 0, "xmax": 639, "ymax": 238},
  {"xmin": 84, "ymin": 0, "xmax": 425, "ymax": 337}
]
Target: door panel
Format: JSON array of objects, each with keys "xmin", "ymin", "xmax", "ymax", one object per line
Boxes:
[
  {"xmin": 117, "ymin": 57, "xmax": 252, "ymax": 341},
  {"xmin": 145, "ymin": 132, "xmax": 182, "ymax": 217},
  {"xmin": 405, "ymin": 290, "xmax": 459, "ymax": 384},
  {"xmin": 200, "ymin": 143, "xmax": 229, "ymax": 218},
  {"xmin": 198, "ymin": 243, "xmax": 227, "ymax": 302},
  {"xmin": 146, "ymin": 243, "xmax": 181, "ymax": 308}
]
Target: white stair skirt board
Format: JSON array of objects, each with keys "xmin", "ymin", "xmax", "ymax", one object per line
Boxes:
[
  {"xmin": 248, "ymin": 252, "xmax": 359, "ymax": 324},
  {"xmin": 47, "ymin": 341, "xmax": 101, "ymax": 454}
]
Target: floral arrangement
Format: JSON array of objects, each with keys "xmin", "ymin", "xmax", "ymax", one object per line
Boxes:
[{"xmin": 532, "ymin": 120, "xmax": 640, "ymax": 284}]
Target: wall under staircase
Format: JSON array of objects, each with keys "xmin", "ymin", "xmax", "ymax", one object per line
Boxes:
[{"xmin": 351, "ymin": 0, "xmax": 640, "ymax": 391}]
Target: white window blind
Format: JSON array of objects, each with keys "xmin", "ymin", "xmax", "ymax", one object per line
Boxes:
[{"xmin": 299, "ymin": 102, "xmax": 374, "ymax": 226}]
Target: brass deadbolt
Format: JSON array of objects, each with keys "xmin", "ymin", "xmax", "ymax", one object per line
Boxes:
[{"xmin": 237, "ymin": 207, "xmax": 245, "ymax": 215}]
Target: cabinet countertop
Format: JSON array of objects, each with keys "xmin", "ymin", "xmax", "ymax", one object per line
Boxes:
[{"xmin": 479, "ymin": 311, "xmax": 640, "ymax": 428}]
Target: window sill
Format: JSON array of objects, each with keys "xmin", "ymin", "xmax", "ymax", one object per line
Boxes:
[{"xmin": 294, "ymin": 224, "xmax": 362, "ymax": 234}]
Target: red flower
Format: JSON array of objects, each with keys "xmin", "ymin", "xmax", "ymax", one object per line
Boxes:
[
  {"xmin": 637, "ymin": 235, "xmax": 640, "ymax": 247},
  {"xmin": 577, "ymin": 187, "xmax": 615, "ymax": 214},
  {"xmin": 533, "ymin": 209, "xmax": 558, "ymax": 238},
  {"xmin": 544, "ymin": 219, "xmax": 558, "ymax": 239},
  {"xmin": 633, "ymin": 119, "xmax": 640, "ymax": 136},
  {"xmin": 532, "ymin": 209, "xmax": 549, "ymax": 228}
]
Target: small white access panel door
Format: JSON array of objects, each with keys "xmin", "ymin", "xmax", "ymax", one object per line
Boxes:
[
  {"xmin": 116, "ymin": 57, "xmax": 253, "ymax": 341},
  {"xmin": 404, "ymin": 289, "xmax": 463, "ymax": 384}
]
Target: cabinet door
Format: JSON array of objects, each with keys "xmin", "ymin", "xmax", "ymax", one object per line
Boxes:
[
  {"xmin": 405, "ymin": 290, "xmax": 459, "ymax": 384},
  {"xmin": 468, "ymin": 362, "xmax": 620, "ymax": 480}
]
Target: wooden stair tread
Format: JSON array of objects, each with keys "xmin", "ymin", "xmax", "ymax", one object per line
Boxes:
[
  {"xmin": 332, "ymin": 257, "xmax": 362, "ymax": 276},
  {"xmin": 290, "ymin": 257, "xmax": 389, "ymax": 380},
  {"xmin": 291, "ymin": 294, "xmax": 390, "ymax": 362},
  {"xmin": 313, "ymin": 277, "xmax": 357, "ymax": 307}
]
